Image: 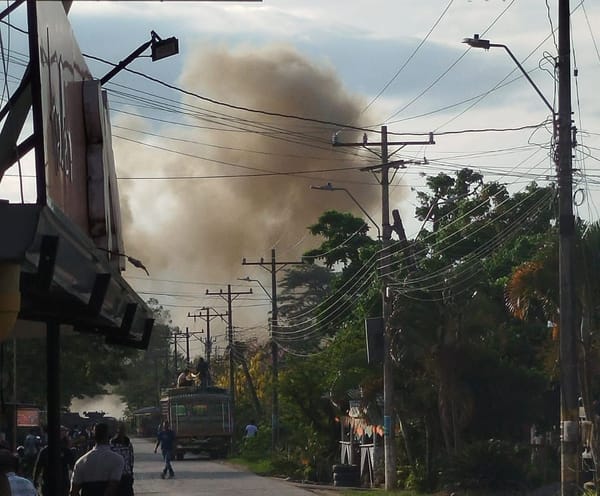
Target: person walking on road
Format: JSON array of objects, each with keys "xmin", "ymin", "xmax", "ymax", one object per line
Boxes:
[
  {"xmin": 70, "ymin": 422, "xmax": 124, "ymax": 496},
  {"xmin": 154, "ymin": 421, "xmax": 175, "ymax": 479}
]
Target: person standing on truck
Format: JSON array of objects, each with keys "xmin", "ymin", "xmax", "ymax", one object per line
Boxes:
[
  {"xmin": 177, "ymin": 368, "xmax": 193, "ymax": 387},
  {"xmin": 154, "ymin": 421, "xmax": 175, "ymax": 479},
  {"xmin": 196, "ymin": 357, "xmax": 210, "ymax": 388}
]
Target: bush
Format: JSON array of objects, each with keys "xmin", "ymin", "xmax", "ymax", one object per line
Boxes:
[
  {"xmin": 440, "ymin": 439, "xmax": 529, "ymax": 491},
  {"xmin": 236, "ymin": 420, "xmax": 338, "ymax": 483},
  {"xmin": 237, "ymin": 427, "xmax": 272, "ymax": 461}
]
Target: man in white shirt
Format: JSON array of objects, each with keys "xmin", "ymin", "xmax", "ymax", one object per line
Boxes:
[
  {"xmin": 244, "ymin": 420, "xmax": 258, "ymax": 438},
  {"xmin": 70, "ymin": 423, "xmax": 124, "ymax": 496},
  {"xmin": 0, "ymin": 448, "xmax": 37, "ymax": 496}
]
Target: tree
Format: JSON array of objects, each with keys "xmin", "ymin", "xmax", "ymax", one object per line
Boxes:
[
  {"xmin": 390, "ymin": 171, "xmax": 556, "ymax": 486},
  {"xmin": 2, "ymin": 330, "xmax": 137, "ymax": 410},
  {"xmin": 507, "ymin": 221, "xmax": 600, "ymax": 478},
  {"xmin": 277, "ymin": 210, "xmax": 379, "ymax": 353},
  {"xmin": 115, "ymin": 299, "xmax": 181, "ymax": 411}
]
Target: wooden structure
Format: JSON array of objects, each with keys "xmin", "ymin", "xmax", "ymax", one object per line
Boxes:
[{"xmin": 339, "ymin": 398, "xmax": 384, "ymax": 486}]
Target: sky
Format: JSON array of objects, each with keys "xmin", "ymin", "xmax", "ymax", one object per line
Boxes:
[{"xmin": 2, "ymin": 0, "xmax": 600, "ymax": 367}]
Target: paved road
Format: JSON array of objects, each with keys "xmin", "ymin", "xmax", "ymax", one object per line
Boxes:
[{"xmin": 131, "ymin": 437, "xmax": 335, "ymax": 496}]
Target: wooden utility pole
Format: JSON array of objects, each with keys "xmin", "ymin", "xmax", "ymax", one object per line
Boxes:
[
  {"xmin": 242, "ymin": 249, "xmax": 303, "ymax": 449},
  {"xmin": 333, "ymin": 126, "xmax": 434, "ymax": 489},
  {"xmin": 188, "ymin": 308, "xmax": 226, "ymax": 366},
  {"xmin": 557, "ymin": 1, "xmax": 578, "ymax": 495},
  {"xmin": 206, "ymin": 285, "xmax": 252, "ymax": 416}
]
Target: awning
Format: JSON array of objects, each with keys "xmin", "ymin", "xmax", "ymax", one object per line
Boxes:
[{"xmin": 0, "ymin": 202, "xmax": 153, "ymax": 348}]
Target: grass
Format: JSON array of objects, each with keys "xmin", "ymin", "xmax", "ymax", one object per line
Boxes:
[
  {"xmin": 227, "ymin": 456, "xmax": 429, "ymax": 496},
  {"xmin": 227, "ymin": 456, "xmax": 274, "ymax": 476},
  {"xmin": 339, "ymin": 491, "xmax": 422, "ymax": 496}
]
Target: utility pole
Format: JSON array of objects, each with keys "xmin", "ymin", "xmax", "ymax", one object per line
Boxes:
[
  {"xmin": 206, "ymin": 285, "xmax": 252, "ymax": 417},
  {"xmin": 168, "ymin": 327, "xmax": 191, "ymax": 371},
  {"xmin": 242, "ymin": 248, "xmax": 303, "ymax": 449},
  {"xmin": 173, "ymin": 330, "xmax": 178, "ymax": 373},
  {"xmin": 188, "ymin": 308, "xmax": 226, "ymax": 366},
  {"xmin": 185, "ymin": 327, "xmax": 190, "ymax": 365},
  {"xmin": 558, "ymin": 1, "xmax": 578, "ymax": 495},
  {"xmin": 333, "ymin": 126, "xmax": 434, "ymax": 489}
]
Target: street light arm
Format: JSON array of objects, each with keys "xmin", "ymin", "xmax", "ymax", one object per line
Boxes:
[
  {"xmin": 100, "ymin": 31, "xmax": 179, "ymax": 86},
  {"xmin": 463, "ymin": 35, "xmax": 554, "ymax": 114},
  {"xmin": 496, "ymin": 43, "xmax": 554, "ymax": 114},
  {"xmin": 339, "ymin": 187, "xmax": 381, "ymax": 239},
  {"xmin": 237, "ymin": 277, "xmax": 271, "ymax": 300},
  {"xmin": 100, "ymin": 40, "xmax": 152, "ymax": 85},
  {"xmin": 310, "ymin": 184, "xmax": 381, "ymax": 239}
]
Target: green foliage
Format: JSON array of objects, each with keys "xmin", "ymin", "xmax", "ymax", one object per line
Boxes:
[
  {"xmin": 225, "ymin": 179, "xmax": 576, "ymax": 491},
  {"xmin": 273, "ymin": 423, "xmax": 336, "ymax": 482},
  {"xmin": 114, "ymin": 300, "xmax": 184, "ymax": 411},
  {"xmin": 440, "ymin": 439, "xmax": 529, "ymax": 491},
  {"xmin": 2, "ymin": 332, "xmax": 137, "ymax": 409},
  {"xmin": 238, "ymin": 427, "xmax": 272, "ymax": 461},
  {"xmin": 398, "ymin": 461, "xmax": 429, "ymax": 492},
  {"xmin": 304, "ymin": 210, "xmax": 376, "ymax": 269}
]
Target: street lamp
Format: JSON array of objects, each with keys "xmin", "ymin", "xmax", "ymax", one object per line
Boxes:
[
  {"xmin": 311, "ymin": 183, "xmax": 381, "ymax": 239},
  {"xmin": 465, "ymin": 27, "xmax": 578, "ymax": 496},
  {"xmin": 100, "ymin": 30, "xmax": 179, "ymax": 85},
  {"xmin": 462, "ymin": 34, "xmax": 554, "ymax": 114}
]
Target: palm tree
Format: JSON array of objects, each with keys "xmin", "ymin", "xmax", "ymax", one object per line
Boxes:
[{"xmin": 506, "ymin": 222, "xmax": 600, "ymax": 487}]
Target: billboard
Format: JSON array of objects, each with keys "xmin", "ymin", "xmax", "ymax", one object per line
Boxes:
[
  {"xmin": 16, "ymin": 407, "xmax": 40, "ymax": 428},
  {"xmin": 31, "ymin": 2, "xmax": 123, "ymax": 264}
]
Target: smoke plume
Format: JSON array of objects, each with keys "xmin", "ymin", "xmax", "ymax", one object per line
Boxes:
[{"xmin": 115, "ymin": 44, "xmax": 389, "ymax": 327}]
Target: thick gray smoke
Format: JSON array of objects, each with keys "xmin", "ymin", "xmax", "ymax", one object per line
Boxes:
[{"xmin": 115, "ymin": 44, "xmax": 389, "ymax": 323}]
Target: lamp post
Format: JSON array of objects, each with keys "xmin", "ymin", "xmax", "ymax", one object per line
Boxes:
[
  {"xmin": 238, "ymin": 272, "xmax": 278, "ymax": 449},
  {"xmin": 100, "ymin": 30, "xmax": 179, "ymax": 85},
  {"xmin": 310, "ymin": 183, "xmax": 381, "ymax": 239},
  {"xmin": 465, "ymin": 21, "xmax": 577, "ymax": 496},
  {"xmin": 462, "ymin": 34, "xmax": 554, "ymax": 114}
]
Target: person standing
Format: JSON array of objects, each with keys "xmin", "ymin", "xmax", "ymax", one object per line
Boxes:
[
  {"xmin": 70, "ymin": 423, "xmax": 124, "ymax": 496},
  {"xmin": 21, "ymin": 428, "xmax": 39, "ymax": 479},
  {"xmin": 196, "ymin": 357, "xmax": 210, "ymax": 388},
  {"xmin": 33, "ymin": 427, "xmax": 75, "ymax": 495},
  {"xmin": 244, "ymin": 420, "xmax": 258, "ymax": 438},
  {"xmin": 154, "ymin": 421, "xmax": 175, "ymax": 479},
  {"xmin": 176, "ymin": 368, "xmax": 193, "ymax": 387},
  {"xmin": 109, "ymin": 423, "xmax": 134, "ymax": 496},
  {"xmin": 0, "ymin": 448, "xmax": 37, "ymax": 496}
]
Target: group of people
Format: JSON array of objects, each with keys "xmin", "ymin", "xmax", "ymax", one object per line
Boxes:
[
  {"xmin": 0, "ymin": 422, "xmax": 134, "ymax": 496},
  {"xmin": 176, "ymin": 357, "xmax": 210, "ymax": 388}
]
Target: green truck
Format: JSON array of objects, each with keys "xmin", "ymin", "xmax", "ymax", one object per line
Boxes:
[{"xmin": 159, "ymin": 386, "xmax": 232, "ymax": 460}]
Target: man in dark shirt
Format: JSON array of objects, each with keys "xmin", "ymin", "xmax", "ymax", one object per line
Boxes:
[
  {"xmin": 33, "ymin": 428, "xmax": 75, "ymax": 496},
  {"xmin": 109, "ymin": 423, "xmax": 134, "ymax": 496},
  {"xmin": 196, "ymin": 357, "xmax": 210, "ymax": 388},
  {"xmin": 154, "ymin": 421, "xmax": 175, "ymax": 479}
]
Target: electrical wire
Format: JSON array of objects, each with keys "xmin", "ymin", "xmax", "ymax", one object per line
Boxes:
[{"xmin": 360, "ymin": 0, "xmax": 455, "ymax": 115}]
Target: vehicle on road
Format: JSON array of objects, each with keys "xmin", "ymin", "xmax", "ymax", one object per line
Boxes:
[{"xmin": 159, "ymin": 385, "xmax": 232, "ymax": 460}]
